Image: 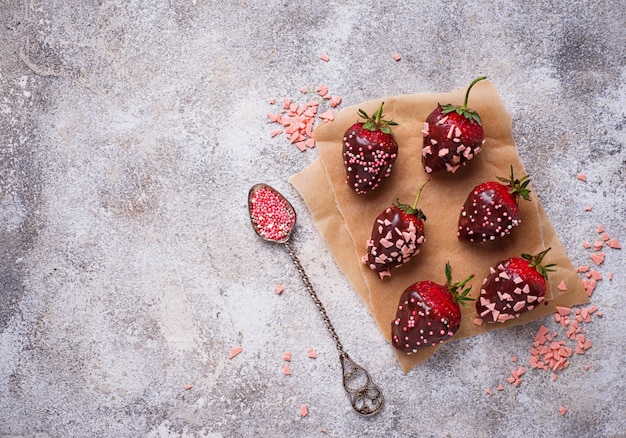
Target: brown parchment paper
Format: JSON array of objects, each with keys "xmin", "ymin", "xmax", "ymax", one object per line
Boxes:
[{"xmin": 289, "ymin": 80, "xmax": 589, "ymax": 373}]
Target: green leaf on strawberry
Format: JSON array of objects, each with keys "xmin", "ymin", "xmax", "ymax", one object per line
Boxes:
[{"xmin": 441, "ymin": 76, "xmax": 487, "ymax": 126}]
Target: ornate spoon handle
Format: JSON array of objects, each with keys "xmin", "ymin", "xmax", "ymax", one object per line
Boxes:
[
  {"xmin": 284, "ymin": 241, "xmax": 384, "ymax": 416},
  {"xmin": 340, "ymin": 353, "xmax": 384, "ymax": 416}
]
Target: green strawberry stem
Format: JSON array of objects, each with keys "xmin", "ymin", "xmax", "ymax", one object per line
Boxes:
[
  {"xmin": 372, "ymin": 102, "xmax": 383, "ymax": 125},
  {"xmin": 395, "ymin": 179, "xmax": 429, "ymax": 220},
  {"xmin": 441, "ymin": 76, "xmax": 487, "ymax": 125},
  {"xmin": 497, "ymin": 165, "xmax": 531, "ymax": 201},
  {"xmin": 412, "ymin": 179, "xmax": 431, "ymax": 210},
  {"xmin": 444, "ymin": 262, "xmax": 475, "ymax": 305},
  {"xmin": 521, "ymin": 247, "xmax": 556, "ymax": 280},
  {"xmin": 358, "ymin": 102, "xmax": 398, "ymax": 135},
  {"xmin": 463, "ymin": 76, "xmax": 487, "ymax": 109}
]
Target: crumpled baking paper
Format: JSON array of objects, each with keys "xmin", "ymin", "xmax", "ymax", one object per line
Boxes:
[{"xmin": 289, "ymin": 80, "xmax": 588, "ymax": 373}]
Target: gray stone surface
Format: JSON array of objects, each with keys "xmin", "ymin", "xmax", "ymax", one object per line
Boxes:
[{"xmin": 0, "ymin": 1, "xmax": 624, "ymax": 437}]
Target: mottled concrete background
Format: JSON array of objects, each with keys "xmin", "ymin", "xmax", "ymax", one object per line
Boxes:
[{"xmin": 0, "ymin": 1, "xmax": 624, "ymax": 437}]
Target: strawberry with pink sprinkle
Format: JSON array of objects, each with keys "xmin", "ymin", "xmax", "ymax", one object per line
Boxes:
[
  {"xmin": 342, "ymin": 102, "xmax": 398, "ymax": 194},
  {"xmin": 362, "ymin": 181, "xmax": 429, "ymax": 279}
]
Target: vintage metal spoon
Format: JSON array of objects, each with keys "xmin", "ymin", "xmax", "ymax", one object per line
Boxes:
[{"xmin": 248, "ymin": 183, "xmax": 384, "ymax": 416}]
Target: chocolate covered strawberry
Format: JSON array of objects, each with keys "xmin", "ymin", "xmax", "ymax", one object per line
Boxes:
[
  {"xmin": 476, "ymin": 248, "xmax": 555, "ymax": 323},
  {"xmin": 422, "ymin": 76, "xmax": 486, "ymax": 174},
  {"xmin": 362, "ymin": 181, "xmax": 429, "ymax": 279},
  {"xmin": 458, "ymin": 166, "xmax": 531, "ymax": 243},
  {"xmin": 391, "ymin": 263, "xmax": 474, "ymax": 354},
  {"xmin": 343, "ymin": 102, "xmax": 398, "ymax": 194}
]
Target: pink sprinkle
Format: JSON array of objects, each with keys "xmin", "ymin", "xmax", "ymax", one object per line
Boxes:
[
  {"xmin": 319, "ymin": 53, "xmax": 330, "ymax": 62},
  {"xmin": 576, "ymin": 173, "xmax": 587, "ymax": 182},
  {"xmin": 473, "ymin": 317, "xmax": 483, "ymax": 326},
  {"xmin": 315, "ymin": 84, "xmax": 329, "ymax": 96},
  {"xmin": 582, "ymin": 241, "xmax": 592, "ymax": 249},
  {"xmin": 485, "ymin": 388, "xmax": 493, "ymax": 395},
  {"xmin": 590, "ymin": 252, "xmax": 605, "ymax": 266},
  {"xmin": 590, "ymin": 270, "xmax": 603, "ymax": 281},
  {"xmin": 275, "ymin": 284, "xmax": 284, "ymax": 294},
  {"xmin": 559, "ymin": 406, "xmax": 568, "ymax": 416},
  {"xmin": 229, "ymin": 346, "xmax": 242, "ymax": 359},
  {"xmin": 329, "ymin": 95, "xmax": 343, "ymax": 108},
  {"xmin": 283, "ymin": 364, "xmax": 291, "ymax": 375},
  {"xmin": 270, "ymin": 128, "xmax": 284, "ymax": 138},
  {"xmin": 269, "ymin": 98, "xmax": 276, "ymax": 105},
  {"xmin": 597, "ymin": 225, "xmax": 605, "ymax": 233},
  {"xmin": 582, "ymin": 278, "xmax": 597, "ymax": 296},
  {"xmin": 300, "ymin": 86, "xmax": 308, "ymax": 94},
  {"xmin": 283, "ymin": 351, "xmax": 291, "ymax": 361},
  {"xmin": 393, "ymin": 53, "xmax": 402, "ymax": 61},
  {"xmin": 183, "ymin": 384, "xmax": 193, "ymax": 390},
  {"xmin": 300, "ymin": 404, "xmax": 308, "ymax": 417},
  {"xmin": 555, "ymin": 306, "xmax": 571, "ymax": 316},
  {"xmin": 585, "ymin": 205, "xmax": 593, "ymax": 211},
  {"xmin": 607, "ymin": 272, "xmax": 614, "ymax": 280},
  {"xmin": 318, "ymin": 109, "xmax": 335, "ymax": 122},
  {"xmin": 307, "ymin": 348, "xmax": 317, "ymax": 359},
  {"xmin": 557, "ymin": 280, "xmax": 567, "ymax": 291},
  {"xmin": 608, "ymin": 239, "xmax": 622, "ymax": 249}
]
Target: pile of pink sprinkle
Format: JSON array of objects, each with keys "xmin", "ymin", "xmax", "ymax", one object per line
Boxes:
[{"xmin": 250, "ymin": 187, "xmax": 295, "ymax": 241}]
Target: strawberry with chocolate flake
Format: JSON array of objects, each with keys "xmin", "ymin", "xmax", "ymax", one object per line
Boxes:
[
  {"xmin": 422, "ymin": 76, "xmax": 486, "ymax": 174},
  {"xmin": 343, "ymin": 102, "xmax": 398, "ymax": 194},
  {"xmin": 362, "ymin": 180, "xmax": 429, "ymax": 279},
  {"xmin": 392, "ymin": 263, "xmax": 474, "ymax": 354},
  {"xmin": 458, "ymin": 166, "xmax": 531, "ymax": 243},
  {"xmin": 476, "ymin": 248, "xmax": 555, "ymax": 323}
]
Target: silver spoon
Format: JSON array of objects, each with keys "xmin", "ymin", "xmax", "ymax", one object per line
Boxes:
[{"xmin": 248, "ymin": 183, "xmax": 384, "ymax": 416}]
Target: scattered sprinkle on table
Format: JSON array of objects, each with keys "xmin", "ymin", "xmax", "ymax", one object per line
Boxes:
[
  {"xmin": 229, "ymin": 345, "xmax": 242, "ymax": 359},
  {"xmin": 267, "ymin": 85, "xmax": 342, "ymax": 151}
]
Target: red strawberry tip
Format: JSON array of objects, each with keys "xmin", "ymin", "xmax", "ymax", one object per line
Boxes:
[
  {"xmin": 441, "ymin": 76, "xmax": 487, "ymax": 126},
  {"xmin": 394, "ymin": 179, "xmax": 430, "ymax": 220},
  {"xmin": 521, "ymin": 247, "xmax": 556, "ymax": 280},
  {"xmin": 496, "ymin": 165, "xmax": 532, "ymax": 201},
  {"xmin": 444, "ymin": 262, "xmax": 475, "ymax": 306},
  {"xmin": 358, "ymin": 102, "xmax": 398, "ymax": 135}
]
